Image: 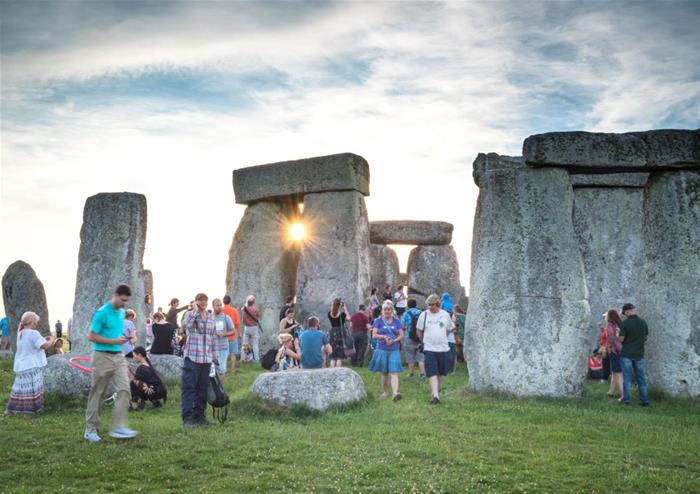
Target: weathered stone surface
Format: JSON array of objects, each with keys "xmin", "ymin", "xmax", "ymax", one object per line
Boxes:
[
  {"xmin": 72, "ymin": 193, "xmax": 148, "ymax": 354},
  {"xmin": 369, "ymin": 221, "xmax": 453, "ymax": 245},
  {"xmin": 639, "ymin": 171, "xmax": 700, "ymax": 397},
  {"xmin": 296, "ymin": 191, "xmax": 371, "ymax": 322},
  {"xmin": 2, "ymin": 261, "xmax": 50, "ymax": 351},
  {"xmin": 524, "ymin": 129, "xmax": 700, "ymax": 171},
  {"xmin": 370, "ymin": 245, "xmax": 400, "ymax": 293},
  {"xmin": 147, "ymin": 354, "xmax": 184, "ymax": 382},
  {"xmin": 407, "ymin": 245, "xmax": 463, "ymax": 303},
  {"xmin": 573, "ymin": 187, "xmax": 644, "ymax": 342},
  {"xmin": 570, "ymin": 173, "xmax": 649, "ymax": 188},
  {"xmin": 250, "ymin": 367, "xmax": 366, "ymax": 411},
  {"xmin": 43, "ymin": 354, "xmax": 93, "ymax": 397},
  {"xmin": 227, "ymin": 200, "xmax": 299, "ymax": 352},
  {"xmin": 465, "ymin": 153, "xmax": 590, "ymax": 397},
  {"xmin": 233, "ymin": 153, "xmax": 370, "ymax": 205},
  {"xmin": 143, "ymin": 269, "xmax": 154, "ymax": 298}
]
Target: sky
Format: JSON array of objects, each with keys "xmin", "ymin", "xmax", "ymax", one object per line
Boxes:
[{"xmin": 1, "ymin": 0, "xmax": 699, "ymax": 323}]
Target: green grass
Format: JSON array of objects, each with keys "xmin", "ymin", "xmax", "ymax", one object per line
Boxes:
[{"xmin": 1, "ymin": 359, "xmax": 698, "ymax": 493}]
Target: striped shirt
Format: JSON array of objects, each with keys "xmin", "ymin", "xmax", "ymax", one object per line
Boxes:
[{"xmin": 183, "ymin": 310, "xmax": 219, "ymax": 364}]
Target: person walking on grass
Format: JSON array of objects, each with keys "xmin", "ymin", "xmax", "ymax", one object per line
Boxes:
[
  {"xmin": 604, "ymin": 309, "xmax": 623, "ymax": 398},
  {"xmin": 241, "ymin": 295, "xmax": 261, "ymax": 363},
  {"xmin": 350, "ymin": 304, "xmax": 371, "ymax": 367},
  {"xmin": 212, "ymin": 298, "xmax": 235, "ymax": 383},
  {"xmin": 368, "ymin": 300, "xmax": 404, "ymax": 401},
  {"xmin": 401, "ymin": 298, "xmax": 425, "ymax": 379},
  {"xmin": 181, "ymin": 293, "xmax": 219, "ymax": 427},
  {"xmin": 417, "ymin": 293, "xmax": 454, "ymax": 405},
  {"xmin": 4, "ymin": 312, "xmax": 54, "ymax": 417},
  {"xmin": 221, "ymin": 295, "xmax": 241, "ymax": 374},
  {"xmin": 299, "ymin": 316, "xmax": 332, "ymax": 369},
  {"xmin": 84, "ymin": 284, "xmax": 138, "ymax": 442},
  {"xmin": 619, "ymin": 303, "xmax": 650, "ymax": 407}
]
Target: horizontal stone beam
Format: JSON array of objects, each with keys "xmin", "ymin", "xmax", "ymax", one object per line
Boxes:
[
  {"xmin": 369, "ymin": 220, "xmax": 453, "ymax": 245},
  {"xmin": 570, "ymin": 172, "xmax": 649, "ymax": 188},
  {"xmin": 523, "ymin": 129, "xmax": 700, "ymax": 171},
  {"xmin": 233, "ymin": 153, "xmax": 370, "ymax": 205}
]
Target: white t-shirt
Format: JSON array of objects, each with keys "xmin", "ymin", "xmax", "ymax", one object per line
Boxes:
[
  {"xmin": 394, "ymin": 291, "xmax": 407, "ymax": 309},
  {"xmin": 417, "ymin": 309, "xmax": 454, "ymax": 352},
  {"xmin": 14, "ymin": 329, "xmax": 47, "ymax": 372}
]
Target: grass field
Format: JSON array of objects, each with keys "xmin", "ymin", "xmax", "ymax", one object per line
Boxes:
[{"xmin": 1, "ymin": 359, "xmax": 698, "ymax": 493}]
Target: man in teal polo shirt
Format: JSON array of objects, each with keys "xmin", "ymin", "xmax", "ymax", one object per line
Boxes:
[{"xmin": 84, "ymin": 284, "xmax": 139, "ymax": 442}]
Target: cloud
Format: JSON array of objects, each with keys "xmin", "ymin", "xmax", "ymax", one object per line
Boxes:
[{"xmin": 1, "ymin": 0, "xmax": 699, "ymax": 320}]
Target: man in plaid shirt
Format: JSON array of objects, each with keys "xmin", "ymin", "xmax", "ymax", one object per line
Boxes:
[{"xmin": 181, "ymin": 293, "xmax": 219, "ymax": 427}]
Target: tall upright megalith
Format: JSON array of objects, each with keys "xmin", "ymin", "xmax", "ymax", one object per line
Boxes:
[
  {"xmin": 639, "ymin": 171, "xmax": 700, "ymax": 397},
  {"xmin": 226, "ymin": 200, "xmax": 299, "ymax": 352},
  {"xmin": 2, "ymin": 261, "xmax": 50, "ymax": 351},
  {"xmin": 369, "ymin": 245, "xmax": 400, "ymax": 293},
  {"xmin": 295, "ymin": 190, "xmax": 371, "ymax": 322},
  {"xmin": 72, "ymin": 193, "xmax": 148, "ymax": 353},
  {"xmin": 465, "ymin": 153, "xmax": 590, "ymax": 396},
  {"xmin": 571, "ymin": 174, "xmax": 647, "ymax": 341}
]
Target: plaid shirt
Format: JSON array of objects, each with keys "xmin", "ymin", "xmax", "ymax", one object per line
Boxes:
[{"xmin": 183, "ymin": 310, "xmax": 219, "ymax": 364}]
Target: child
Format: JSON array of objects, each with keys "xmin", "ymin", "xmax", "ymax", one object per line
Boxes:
[
  {"xmin": 122, "ymin": 309, "xmax": 137, "ymax": 358},
  {"xmin": 4, "ymin": 312, "xmax": 54, "ymax": 416},
  {"xmin": 128, "ymin": 346, "xmax": 167, "ymax": 410},
  {"xmin": 275, "ymin": 333, "xmax": 300, "ymax": 370},
  {"xmin": 53, "ymin": 338, "xmax": 65, "ymax": 355}
]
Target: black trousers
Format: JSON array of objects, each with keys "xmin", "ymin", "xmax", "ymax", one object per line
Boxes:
[
  {"xmin": 181, "ymin": 358, "xmax": 210, "ymax": 422},
  {"xmin": 352, "ymin": 332, "xmax": 368, "ymax": 367}
]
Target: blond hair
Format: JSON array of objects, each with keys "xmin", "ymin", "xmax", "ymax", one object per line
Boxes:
[
  {"xmin": 125, "ymin": 309, "xmax": 136, "ymax": 320},
  {"xmin": 19, "ymin": 311, "xmax": 39, "ymax": 330},
  {"xmin": 278, "ymin": 333, "xmax": 293, "ymax": 345}
]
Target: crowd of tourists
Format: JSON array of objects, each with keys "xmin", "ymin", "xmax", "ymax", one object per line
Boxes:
[{"xmin": 2, "ymin": 280, "xmax": 651, "ymax": 438}]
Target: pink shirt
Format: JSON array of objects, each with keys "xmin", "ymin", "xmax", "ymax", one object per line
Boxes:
[{"xmin": 605, "ymin": 323, "xmax": 622, "ymax": 354}]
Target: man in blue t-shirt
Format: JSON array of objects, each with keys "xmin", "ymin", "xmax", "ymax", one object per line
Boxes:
[
  {"xmin": 299, "ymin": 316, "xmax": 332, "ymax": 369},
  {"xmin": 84, "ymin": 284, "xmax": 139, "ymax": 442}
]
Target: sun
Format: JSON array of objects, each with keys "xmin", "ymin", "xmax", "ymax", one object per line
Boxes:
[{"xmin": 289, "ymin": 222, "xmax": 306, "ymax": 242}]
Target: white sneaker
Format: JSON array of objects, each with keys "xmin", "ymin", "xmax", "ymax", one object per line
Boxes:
[
  {"xmin": 103, "ymin": 393, "xmax": 116, "ymax": 404},
  {"xmin": 84, "ymin": 431, "xmax": 102, "ymax": 442},
  {"xmin": 108, "ymin": 427, "xmax": 139, "ymax": 439}
]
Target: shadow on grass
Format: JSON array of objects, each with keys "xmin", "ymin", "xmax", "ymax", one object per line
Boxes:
[{"xmin": 232, "ymin": 393, "xmax": 373, "ymax": 421}]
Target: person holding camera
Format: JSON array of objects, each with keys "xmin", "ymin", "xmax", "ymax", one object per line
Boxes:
[{"xmin": 327, "ymin": 298, "xmax": 349, "ymax": 367}]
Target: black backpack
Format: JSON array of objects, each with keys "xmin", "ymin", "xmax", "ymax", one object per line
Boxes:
[
  {"xmin": 207, "ymin": 373, "xmax": 230, "ymax": 423},
  {"xmin": 260, "ymin": 348, "xmax": 278, "ymax": 370},
  {"xmin": 408, "ymin": 311, "xmax": 422, "ymax": 343}
]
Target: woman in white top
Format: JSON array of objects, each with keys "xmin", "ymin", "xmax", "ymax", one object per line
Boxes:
[{"xmin": 4, "ymin": 312, "xmax": 54, "ymax": 416}]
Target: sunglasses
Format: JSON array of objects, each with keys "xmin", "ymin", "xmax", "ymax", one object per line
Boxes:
[{"xmin": 428, "ymin": 303, "xmax": 438, "ymax": 307}]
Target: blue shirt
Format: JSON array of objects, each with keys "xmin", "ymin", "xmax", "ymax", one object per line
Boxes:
[
  {"xmin": 1, "ymin": 317, "xmax": 7, "ymax": 337},
  {"xmin": 372, "ymin": 316, "xmax": 403, "ymax": 351},
  {"xmin": 90, "ymin": 303, "xmax": 125, "ymax": 352},
  {"xmin": 401, "ymin": 307, "xmax": 422, "ymax": 332},
  {"xmin": 299, "ymin": 329, "xmax": 329, "ymax": 369}
]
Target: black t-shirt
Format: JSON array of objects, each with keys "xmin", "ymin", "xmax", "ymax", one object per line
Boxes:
[
  {"xmin": 134, "ymin": 364, "xmax": 166, "ymax": 399},
  {"xmin": 328, "ymin": 312, "xmax": 347, "ymax": 328},
  {"xmin": 619, "ymin": 315, "xmax": 649, "ymax": 360},
  {"xmin": 151, "ymin": 323, "xmax": 178, "ymax": 355}
]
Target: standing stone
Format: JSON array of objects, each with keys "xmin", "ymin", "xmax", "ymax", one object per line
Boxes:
[
  {"xmin": 143, "ymin": 269, "xmax": 154, "ymax": 298},
  {"xmin": 72, "ymin": 193, "xmax": 147, "ymax": 354},
  {"xmin": 572, "ymin": 186, "xmax": 644, "ymax": 341},
  {"xmin": 226, "ymin": 200, "xmax": 299, "ymax": 353},
  {"xmin": 295, "ymin": 191, "xmax": 371, "ymax": 322},
  {"xmin": 2, "ymin": 261, "xmax": 50, "ymax": 351},
  {"xmin": 639, "ymin": 171, "xmax": 700, "ymax": 397},
  {"xmin": 406, "ymin": 245, "xmax": 462, "ymax": 302},
  {"xmin": 465, "ymin": 153, "xmax": 590, "ymax": 397},
  {"xmin": 369, "ymin": 245, "xmax": 400, "ymax": 293}
]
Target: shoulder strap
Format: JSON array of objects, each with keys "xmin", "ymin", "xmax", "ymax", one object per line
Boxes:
[{"xmin": 243, "ymin": 306, "xmax": 259, "ymax": 324}]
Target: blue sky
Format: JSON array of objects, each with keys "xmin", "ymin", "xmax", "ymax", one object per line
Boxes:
[{"xmin": 1, "ymin": 0, "xmax": 699, "ymax": 321}]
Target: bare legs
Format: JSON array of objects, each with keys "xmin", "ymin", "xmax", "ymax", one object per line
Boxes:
[
  {"xmin": 429, "ymin": 375, "xmax": 442, "ymax": 399},
  {"xmin": 608, "ymin": 372, "xmax": 623, "ymax": 396},
  {"xmin": 380, "ymin": 373, "xmax": 400, "ymax": 399}
]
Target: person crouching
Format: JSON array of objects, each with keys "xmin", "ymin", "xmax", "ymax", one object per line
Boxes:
[{"xmin": 128, "ymin": 346, "xmax": 167, "ymax": 411}]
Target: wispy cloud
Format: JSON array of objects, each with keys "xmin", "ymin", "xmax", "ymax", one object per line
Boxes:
[{"xmin": 1, "ymin": 0, "xmax": 699, "ymax": 320}]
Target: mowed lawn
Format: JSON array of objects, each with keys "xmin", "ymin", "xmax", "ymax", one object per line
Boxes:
[{"xmin": 0, "ymin": 359, "xmax": 698, "ymax": 493}]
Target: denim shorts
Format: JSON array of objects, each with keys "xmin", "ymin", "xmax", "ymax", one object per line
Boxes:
[
  {"xmin": 228, "ymin": 338, "xmax": 239, "ymax": 355},
  {"xmin": 217, "ymin": 347, "xmax": 230, "ymax": 374},
  {"xmin": 424, "ymin": 350, "xmax": 449, "ymax": 377},
  {"xmin": 609, "ymin": 352, "xmax": 622, "ymax": 373}
]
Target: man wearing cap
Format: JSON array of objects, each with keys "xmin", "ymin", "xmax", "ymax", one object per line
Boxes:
[
  {"xmin": 417, "ymin": 293, "xmax": 455, "ymax": 405},
  {"xmin": 618, "ymin": 303, "xmax": 650, "ymax": 406}
]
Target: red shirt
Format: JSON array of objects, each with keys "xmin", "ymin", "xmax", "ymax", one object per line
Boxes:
[
  {"xmin": 241, "ymin": 305, "xmax": 260, "ymax": 327},
  {"xmin": 222, "ymin": 305, "xmax": 240, "ymax": 341},
  {"xmin": 350, "ymin": 311, "xmax": 370, "ymax": 334}
]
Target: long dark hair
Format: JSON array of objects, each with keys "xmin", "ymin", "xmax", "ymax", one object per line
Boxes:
[
  {"xmin": 606, "ymin": 309, "xmax": 622, "ymax": 327},
  {"xmin": 133, "ymin": 346, "xmax": 162, "ymax": 382}
]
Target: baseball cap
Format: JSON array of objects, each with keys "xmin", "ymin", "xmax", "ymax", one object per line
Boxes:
[{"xmin": 426, "ymin": 294, "xmax": 440, "ymax": 305}]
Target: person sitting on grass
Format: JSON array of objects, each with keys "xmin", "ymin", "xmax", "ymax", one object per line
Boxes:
[
  {"xmin": 128, "ymin": 346, "xmax": 167, "ymax": 411},
  {"xmin": 4, "ymin": 311, "xmax": 54, "ymax": 417},
  {"xmin": 276, "ymin": 333, "xmax": 300, "ymax": 370},
  {"xmin": 299, "ymin": 316, "xmax": 332, "ymax": 369},
  {"xmin": 368, "ymin": 300, "xmax": 404, "ymax": 401}
]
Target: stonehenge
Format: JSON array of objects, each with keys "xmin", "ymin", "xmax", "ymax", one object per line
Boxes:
[
  {"xmin": 467, "ymin": 130, "xmax": 700, "ymax": 397},
  {"xmin": 2, "ymin": 260, "xmax": 51, "ymax": 351},
  {"xmin": 369, "ymin": 245, "xmax": 400, "ymax": 294},
  {"xmin": 228, "ymin": 153, "xmax": 371, "ymax": 350},
  {"xmin": 369, "ymin": 221, "xmax": 453, "ymax": 245},
  {"xmin": 71, "ymin": 193, "xmax": 151, "ymax": 353}
]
